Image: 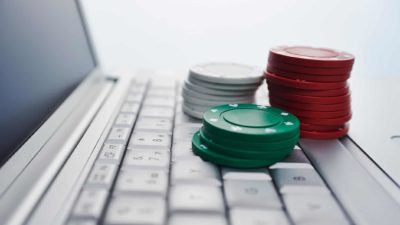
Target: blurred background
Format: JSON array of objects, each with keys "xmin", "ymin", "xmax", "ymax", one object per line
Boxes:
[{"xmin": 81, "ymin": 0, "xmax": 400, "ymax": 77}]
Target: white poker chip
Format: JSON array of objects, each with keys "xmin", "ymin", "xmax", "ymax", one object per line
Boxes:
[
  {"xmin": 182, "ymin": 93, "xmax": 254, "ymax": 107},
  {"xmin": 182, "ymin": 85, "xmax": 253, "ymax": 102},
  {"xmin": 189, "ymin": 62, "xmax": 264, "ymax": 85},
  {"xmin": 188, "ymin": 75, "xmax": 261, "ymax": 91},
  {"xmin": 183, "ymin": 100, "xmax": 211, "ymax": 111},
  {"xmin": 184, "ymin": 79, "xmax": 255, "ymax": 96},
  {"xmin": 182, "ymin": 104, "xmax": 204, "ymax": 119}
]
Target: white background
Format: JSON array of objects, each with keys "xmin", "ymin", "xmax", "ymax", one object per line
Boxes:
[{"xmin": 82, "ymin": 0, "xmax": 400, "ymax": 77}]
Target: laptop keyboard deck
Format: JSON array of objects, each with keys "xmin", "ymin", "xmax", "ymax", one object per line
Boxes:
[{"xmin": 66, "ymin": 78, "xmax": 350, "ymax": 225}]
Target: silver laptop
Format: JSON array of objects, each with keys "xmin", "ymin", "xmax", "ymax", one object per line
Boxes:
[{"xmin": 1, "ymin": 1, "xmax": 400, "ymax": 225}]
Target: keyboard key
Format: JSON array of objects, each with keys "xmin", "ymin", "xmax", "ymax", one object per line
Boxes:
[
  {"xmin": 105, "ymin": 196, "xmax": 166, "ymax": 225},
  {"xmin": 135, "ymin": 117, "xmax": 173, "ymax": 133},
  {"xmin": 123, "ymin": 149, "xmax": 170, "ymax": 170},
  {"xmin": 86, "ymin": 163, "xmax": 117, "ymax": 188},
  {"xmin": 270, "ymin": 148, "xmax": 313, "ymax": 169},
  {"xmin": 140, "ymin": 106, "xmax": 174, "ymax": 119},
  {"xmin": 173, "ymin": 124, "xmax": 202, "ymax": 142},
  {"xmin": 150, "ymin": 80, "xmax": 176, "ymax": 89},
  {"xmin": 120, "ymin": 102, "xmax": 140, "ymax": 113},
  {"xmin": 283, "ymin": 194, "xmax": 350, "ymax": 225},
  {"xmin": 129, "ymin": 132, "xmax": 171, "ymax": 149},
  {"xmin": 230, "ymin": 208, "xmax": 290, "ymax": 225},
  {"xmin": 224, "ymin": 180, "xmax": 282, "ymax": 209},
  {"xmin": 169, "ymin": 185, "xmax": 224, "ymax": 213},
  {"xmin": 72, "ymin": 189, "xmax": 108, "ymax": 219},
  {"xmin": 114, "ymin": 113, "xmax": 136, "ymax": 127},
  {"xmin": 67, "ymin": 219, "xmax": 97, "ymax": 225},
  {"xmin": 171, "ymin": 160, "xmax": 221, "ymax": 186},
  {"xmin": 171, "ymin": 142, "xmax": 198, "ymax": 160},
  {"xmin": 222, "ymin": 168, "xmax": 271, "ymax": 181},
  {"xmin": 115, "ymin": 170, "xmax": 168, "ymax": 196},
  {"xmin": 108, "ymin": 127, "xmax": 131, "ymax": 143},
  {"xmin": 125, "ymin": 93, "xmax": 143, "ymax": 103},
  {"xmin": 147, "ymin": 88, "xmax": 175, "ymax": 97},
  {"xmin": 144, "ymin": 96, "xmax": 175, "ymax": 107},
  {"xmin": 98, "ymin": 143, "xmax": 124, "ymax": 164},
  {"xmin": 270, "ymin": 168, "xmax": 329, "ymax": 195},
  {"xmin": 169, "ymin": 214, "xmax": 227, "ymax": 225}
]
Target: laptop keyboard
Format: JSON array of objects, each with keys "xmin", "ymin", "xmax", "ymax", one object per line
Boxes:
[{"xmin": 66, "ymin": 78, "xmax": 350, "ymax": 225}]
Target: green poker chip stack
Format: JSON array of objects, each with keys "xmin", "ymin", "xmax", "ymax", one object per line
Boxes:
[{"xmin": 192, "ymin": 104, "xmax": 300, "ymax": 168}]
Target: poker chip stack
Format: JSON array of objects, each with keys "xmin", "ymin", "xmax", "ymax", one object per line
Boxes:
[
  {"xmin": 182, "ymin": 63, "xmax": 263, "ymax": 119},
  {"xmin": 192, "ymin": 104, "xmax": 300, "ymax": 168},
  {"xmin": 265, "ymin": 45, "xmax": 355, "ymax": 139}
]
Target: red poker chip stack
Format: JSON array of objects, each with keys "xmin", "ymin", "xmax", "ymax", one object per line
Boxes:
[{"xmin": 265, "ymin": 45, "xmax": 355, "ymax": 139}]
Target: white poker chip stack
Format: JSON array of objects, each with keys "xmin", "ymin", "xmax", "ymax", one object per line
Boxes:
[{"xmin": 182, "ymin": 62, "xmax": 264, "ymax": 119}]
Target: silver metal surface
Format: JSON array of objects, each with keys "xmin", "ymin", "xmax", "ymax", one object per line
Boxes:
[
  {"xmin": 300, "ymin": 139, "xmax": 400, "ymax": 225},
  {"xmin": 349, "ymin": 76, "xmax": 400, "ymax": 186},
  {"xmin": 25, "ymin": 75, "xmax": 133, "ymax": 225},
  {"xmin": 104, "ymin": 195, "xmax": 166, "ymax": 225},
  {"xmin": 283, "ymin": 194, "xmax": 350, "ymax": 225},
  {"xmin": 224, "ymin": 179, "xmax": 282, "ymax": 209},
  {"xmin": 169, "ymin": 214, "xmax": 227, "ymax": 225},
  {"xmin": 169, "ymin": 184, "xmax": 225, "ymax": 213},
  {"xmin": 114, "ymin": 169, "xmax": 168, "ymax": 196},
  {"xmin": 230, "ymin": 208, "xmax": 290, "ymax": 225},
  {"xmin": 0, "ymin": 69, "xmax": 110, "ymax": 225}
]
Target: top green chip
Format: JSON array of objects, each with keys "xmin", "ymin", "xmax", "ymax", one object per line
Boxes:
[{"xmin": 203, "ymin": 104, "xmax": 299, "ymax": 142}]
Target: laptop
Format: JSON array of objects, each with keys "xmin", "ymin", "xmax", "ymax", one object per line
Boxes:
[{"xmin": 1, "ymin": 0, "xmax": 400, "ymax": 225}]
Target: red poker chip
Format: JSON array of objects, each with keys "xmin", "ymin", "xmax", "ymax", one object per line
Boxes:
[
  {"xmin": 270, "ymin": 101, "xmax": 351, "ymax": 119},
  {"xmin": 300, "ymin": 124, "xmax": 349, "ymax": 139},
  {"xmin": 269, "ymin": 45, "xmax": 355, "ymax": 68},
  {"xmin": 297, "ymin": 114, "xmax": 352, "ymax": 126},
  {"xmin": 269, "ymin": 96, "xmax": 351, "ymax": 111},
  {"xmin": 267, "ymin": 82, "xmax": 350, "ymax": 97},
  {"xmin": 267, "ymin": 66, "xmax": 350, "ymax": 82},
  {"xmin": 301, "ymin": 123, "xmax": 348, "ymax": 132},
  {"xmin": 268, "ymin": 60, "xmax": 352, "ymax": 76},
  {"xmin": 265, "ymin": 71, "xmax": 347, "ymax": 90},
  {"xmin": 268, "ymin": 90, "xmax": 350, "ymax": 104}
]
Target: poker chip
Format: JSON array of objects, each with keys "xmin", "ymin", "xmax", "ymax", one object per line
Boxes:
[
  {"xmin": 300, "ymin": 124, "xmax": 349, "ymax": 139},
  {"xmin": 188, "ymin": 75, "xmax": 261, "ymax": 91},
  {"xmin": 265, "ymin": 72, "xmax": 347, "ymax": 90},
  {"xmin": 191, "ymin": 104, "xmax": 300, "ymax": 168},
  {"xmin": 192, "ymin": 132, "xmax": 279, "ymax": 168},
  {"xmin": 182, "ymin": 90, "xmax": 254, "ymax": 106},
  {"xmin": 269, "ymin": 97, "xmax": 351, "ymax": 112},
  {"xmin": 268, "ymin": 60, "xmax": 352, "ymax": 76},
  {"xmin": 267, "ymin": 66, "xmax": 350, "ymax": 82},
  {"xmin": 185, "ymin": 78, "xmax": 255, "ymax": 96},
  {"xmin": 182, "ymin": 104, "xmax": 204, "ymax": 119},
  {"xmin": 201, "ymin": 127, "xmax": 299, "ymax": 151},
  {"xmin": 189, "ymin": 62, "xmax": 264, "ymax": 85},
  {"xmin": 269, "ymin": 45, "xmax": 355, "ymax": 68},
  {"xmin": 265, "ymin": 45, "xmax": 355, "ymax": 139},
  {"xmin": 270, "ymin": 104, "xmax": 351, "ymax": 119},
  {"xmin": 269, "ymin": 91, "xmax": 350, "ymax": 104},
  {"xmin": 301, "ymin": 123, "xmax": 348, "ymax": 132},
  {"xmin": 202, "ymin": 104, "xmax": 300, "ymax": 142},
  {"xmin": 267, "ymin": 83, "xmax": 350, "ymax": 97},
  {"xmin": 200, "ymin": 131, "xmax": 293, "ymax": 159},
  {"xmin": 182, "ymin": 63, "xmax": 262, "ymax": 119}
]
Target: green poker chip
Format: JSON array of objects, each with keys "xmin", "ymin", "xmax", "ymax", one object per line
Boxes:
[
  {"xmin": 199, "ymin": 130, "xmax": 294, "ymax": 159},
  {"xmin": 201, "ymin": 127, "xmax": 298, "ymax": 152},
  {"xmin": 192, "ymin": 131, "xmax": 284, "ymax": 168},
  {"xmin": 203, "ymin": 104, "xmax": 299, "ymax": 142}
]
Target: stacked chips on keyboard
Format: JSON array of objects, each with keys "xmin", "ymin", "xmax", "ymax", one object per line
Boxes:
[
  {"xmin": 192, "ymin": 104, "xmax": 300, "ymax": 168},
  {"xmin": 182, "ymin": 63, "xmax": 263, "ymax": 119},
  {"xmin": 265, "ymin": 46, "xmax": 355, "ymax": 139}
]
